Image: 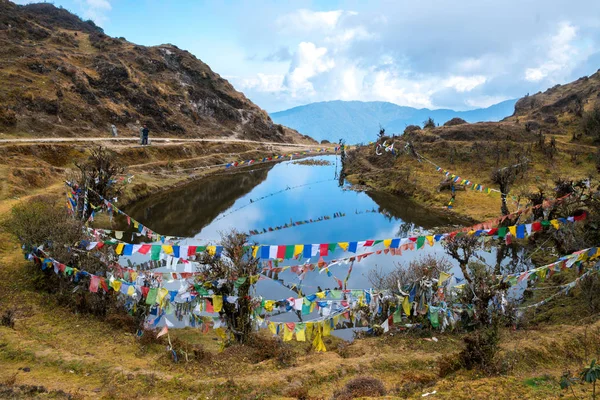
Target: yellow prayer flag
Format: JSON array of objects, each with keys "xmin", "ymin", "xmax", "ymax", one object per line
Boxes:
[
  {"xmin": 162, "ymin": 245, "xmax": 173, "ymax": 255},
  {"xmin": 127, "ymin": 285, "xmax": 135, "ymax": 296},
  {"xmin": 294, "ymin": 244, "xmax": 304, "ymax": 257},
  {"xmin": 338, "ymin": 242, "xmax": 349, "ymax": 251},
  {"xmin": 268, "ymin": 322, "xmax": 277, "ymax": 335},
  {"xmin": 426, "ymin": 236, "xmax": 434, "ymax": 246},
  {"xmin": 264, "ymin": 300, "xmax": 275, "ymax": 312},
  {"xmin": 212, "ymin": 295, "xmax": 223, "ymax": 313},
  {"xmin": 115, "ymin": 243, "xmax": 124, "ymax": 255},
  {"xmin": 438, "ymin": 271, "xmax": 451, "ymax": 286},
  {"xmin": 383, "ymin": 239, "xmax": 392, "ymax": 248},
  {"xmin": 111, "ymin": 280, "xmax": 122, "ymax": 292},
  {"xmin": 252, "ymin": 246, "xmax": 259, "ymax": 258},
  {"xmin": 157, "ymin": 288, "xmax": 169, "ymax": 305},
  {"xmin": 508, "ymin": 226, "xmax": 517, "ymax": 237},
  {"xmin": 207, "ymin": 246, "xmax": 216, "ymax": 256},
  {"xmin": 283, "ymin": 324, "xmax": 294, "ymax": 341},
  {"xmin": 316, "ymin": 291, "xmax": 326, "ymax": 299},
  {"xmin": 296, "ymin": 327, "xmax": 306, "ymax": 342},
  {"xmin": 322, "ymin": 320, "xmax": 331, "ymax": 337},
  {"xmin": 133, "ymin": 221, "xmax": 139, "ymax": 229},
  {"xmin": 402, "ymin": 296, "xmax": 411, "ymax": 316},
  {"xmin": 550, "ymin": 219, "xmax": 560, "ymax": 230},
  {"xmin": 312, "ymin": 326, "xmax": 326, "ymax": 352}
]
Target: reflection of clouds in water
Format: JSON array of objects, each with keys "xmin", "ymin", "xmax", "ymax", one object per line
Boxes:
[{"xmin": 197, "ymin": 208, "xmax": 264, "ymax": 241}]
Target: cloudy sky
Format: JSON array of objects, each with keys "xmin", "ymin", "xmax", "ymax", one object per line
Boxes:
[{"xmin": 14, "ymin": 0, "xmax": 600, "ymax": 112}]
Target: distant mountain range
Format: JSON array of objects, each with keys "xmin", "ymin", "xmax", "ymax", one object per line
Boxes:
[{"xmin": 270, "ymin": 99, "xmax": 517, "ymax": 144}]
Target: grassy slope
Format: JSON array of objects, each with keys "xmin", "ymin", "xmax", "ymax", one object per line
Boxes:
[
  {"xmin": 0, "ymin": 148, "xmax": 598, "ymax": 398},
  {"xmin": 345, "ymin": 124, "xmax": 597, "ymax": 222}
]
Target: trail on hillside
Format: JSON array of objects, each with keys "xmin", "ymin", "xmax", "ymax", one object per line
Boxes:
[{"xmin": 0, "ymin": 137, "xmax": 326, "ymax": 148}]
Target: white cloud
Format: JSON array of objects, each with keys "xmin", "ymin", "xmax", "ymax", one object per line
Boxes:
[
  {"xmin": 465, "ymin": 95, "xmax": 511, "ymax": 108},
  {"xmin": 524, "ymin": 22, "xmax": 582, "ymax": 82},
  {"xmin": 283, "ymin": 42, "xmax": 335, "ymax": 97},
  {"xmin": 75, "ymin": 0, "xmax": 112, "ymax": 25},
  {"xmin": 275, "ymin": 9, "xmax": 347, "ymax": 34},
  {"xmin": 444, "ymin": 75, "xmax": 487, "ymax": 92},
  {"xmin": 369, "ymin": 70, "xmax": 434, "ymax": 108},
  {"xmin": 237, "ymin": 73, "xmax": 285, "ymax": 93},
  {"xmin": 228, "ymin": 1, "xmax": 600, "ymax": 112}
]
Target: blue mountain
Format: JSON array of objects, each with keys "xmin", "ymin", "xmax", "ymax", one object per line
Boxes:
[{"xmin": 270, "ymin": 99, "xmax": 517, "ymax": 144}]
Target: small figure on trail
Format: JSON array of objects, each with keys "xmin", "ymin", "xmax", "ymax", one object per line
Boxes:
[
  {"xmin": 141, "ymin": 124, "xmax": 149, "ymax": 146},
  {"xmin": 111, "ymin": 124, "xmax": 118, "ymax": 137}
]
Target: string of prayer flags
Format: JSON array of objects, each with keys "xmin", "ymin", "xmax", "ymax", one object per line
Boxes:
[
  {"xmin": 435, "ymin": 166, "xmax": 497, "ymax": 195},
  {"xmin": 225, "ymin": 148, "xmax": 329, "ymax": 169},
  {"xmin": 254, "ymin": 214, "xmax": 583, "ymax": 260}
]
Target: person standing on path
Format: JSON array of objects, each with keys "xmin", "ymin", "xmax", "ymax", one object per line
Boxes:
[
  {"xmin": 139, "ymin": 126, "xmax": 144, "ymax": 144},
  {"xmin": 111, "ymin": 124, "xmax": 118, "ymax": 137},
  {"xmin": 141, "ymin": 124, "xmax": 149, "ymax": 146}
]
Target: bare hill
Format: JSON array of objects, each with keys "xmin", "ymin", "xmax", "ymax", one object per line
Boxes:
[{"xmin": 0, "ymin": 0, "xmax": 313, "ymax": 143}]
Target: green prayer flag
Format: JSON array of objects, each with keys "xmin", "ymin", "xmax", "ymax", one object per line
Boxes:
[
  {"xmin": 234, "ymin": 277, "xmax": 247, "ymax": 288},
  {"xmin": 197, "ymin": 246, "xmax": 207, "ymax": 253},
  {"xmin": 416, "ymin": 236, "xmax": 425, "ymax": 249},
  {"xmin": 541, "ymin": 220, "xmax": 550, "ymax": 227},
  {"xmin": 285, "ymin": 245, "xmax": 294, "ymax": 259},
  {"xmin": 146, "ymin": 288, "xmax": 158, "ymax": 305},
  {"xmin": 393, "ymin": 307, "xmax": 402, "ymax": 323},
  {"xmin": 302, "ymin": 302, "xmax": 311, "ymax": 315},
  {"xmin": 151, "ymin": 245, "xmax": 161, "ymax": 261},
  {"xmin": 497, "ymin": 227, "xmax": 507, "ymax": 238},
  {"xmin": 328, "ymin": 243, "xmax": 337, "ymax": 253},
  {"xmin": 373, "ymin": 240, "xmax": 382, "ymax": 246}
]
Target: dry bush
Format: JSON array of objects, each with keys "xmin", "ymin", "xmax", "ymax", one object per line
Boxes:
[
  {"xmin": 137, "ymin": 328, "xmax": 166, "ymax": 347},
  {"xmin": 0, "ymin": 310, "xmax": 15, "ymax": 329},
  {"xmin": 459, "ymin": 325, "xmax": 500, "ymax": 372},
  {"xmin": 444, "ymin": 117, "xmax": 467, "ymax": 127},
  {"xmin": 224, "ymin": 333, "xmax": 296, "ymax": 368},
  {"xmin": 333, "ymin": 376, "xmax": 387, "ymax": 399},
  {"xmin": 438, "ymin": 353, "xmax": 462, "ymax": 377},
  {"xmin": 169, "ymin": 337, "xmax": 212, "ymax": 363},
  {"xmin": 368, "ymin": 254, "xmax": 451, "ymax": 292}
]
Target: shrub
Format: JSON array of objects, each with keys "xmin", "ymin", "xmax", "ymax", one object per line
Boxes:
[
  {"xmin": 459, "ymin": 325, "xmax": 500, "ymax": 372},
  {"xmin": 404, "ymin": 125, "xmax": 421, "ymax": 135},
  {"xmin": 444, "ymin": 117, "xmax": 467, "ymax": 127},
  {"xmin": 438, "ymin": 353, "xmax": 462, "ymax": 377},
  {"xmin": 423, "ymin": 117, "xmax": 436, "ymax": 129},
  {"xmin": 1, "ymin": 310, "xmax": 15, "ymax": 329},
  {"xmin": 334, "ymin": 376, "xmax": 387, "ymax": 399},
  {"xmin": 582, "ymin": 107, "xmax": 600, "ymax": 142}
]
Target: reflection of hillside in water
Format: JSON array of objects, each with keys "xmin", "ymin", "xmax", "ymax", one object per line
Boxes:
[
  {"xmin": 364, "ymin": 191, "xmax": 464, "ymax": 231},
  {"xmin": 124, "ymin": 166, "xmax": 272, "ymax": 237}
]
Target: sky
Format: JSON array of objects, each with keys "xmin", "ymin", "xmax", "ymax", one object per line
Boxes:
[{"xmin": 13, "ymin": 0, "xmax": 600, "ymax": 113}]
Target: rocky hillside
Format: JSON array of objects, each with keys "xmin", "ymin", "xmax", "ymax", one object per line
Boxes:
[
  {"xmin": 0, "ymin": 0, "xmax": 313, "ymax": 143},
  {"xmin": 344, "ymin": 69, "xmax": 600, "ymax": 222},
  {"xmin": 504, "ymin": 69, "xmax": 600, "ymax": 138}
]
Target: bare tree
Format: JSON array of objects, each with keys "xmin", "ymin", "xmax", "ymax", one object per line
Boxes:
[
  {"xmin": 491, "ymin": 157, "xmax": 529, "ymax": 215},
  {"xmin": 198, "ymin": 230, "xmax": 260, "ymax": 344},
  {"xmin": 442, "ymin": 235, "xmax": 480, "ymax": 285},
  {"xmin": 73, "ymin": 146, "xmax": 125, "ymax": 219}
]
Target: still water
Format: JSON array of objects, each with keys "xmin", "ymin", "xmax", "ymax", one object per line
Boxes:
[{"xmin": 123, "ymin": 155, "xmax": 474, "ymax": 305}]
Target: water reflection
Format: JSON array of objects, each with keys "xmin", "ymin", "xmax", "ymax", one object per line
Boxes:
[{"xmin": 124, "ymin": 166, "xmax": 273, "ymax": 237}]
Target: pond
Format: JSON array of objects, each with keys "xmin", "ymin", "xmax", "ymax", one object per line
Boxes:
[{"xmin": 121, "ymin": 155, "xmax": 477, "ymax": 304}]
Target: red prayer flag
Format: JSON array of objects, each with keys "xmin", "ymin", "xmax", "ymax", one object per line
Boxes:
[
  {"xmin": 319, "ymin": 243, "xmax": 328, "ymax": 256},
  {"xmin": 138, "ymin": 244, "xmax": 151, "ymax": 255},
  {"xmin": 188, "ymin": 246, "xmax": 197, "ymax": 256},
  {"xmin": 277, "ymin": 245, "xmax": 286, "ymax": 259},
  {"xmin": 532, "ymin": 221, "xmax": 542, "ymax": 232}
]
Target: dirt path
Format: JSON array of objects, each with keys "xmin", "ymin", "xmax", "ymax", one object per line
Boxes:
[{"xmin": 0, "ymin": 136, "xmax": 328, "ymax": 148}]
